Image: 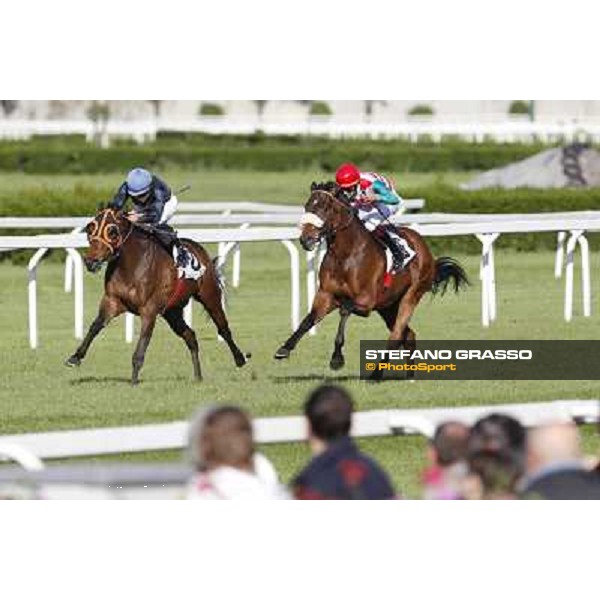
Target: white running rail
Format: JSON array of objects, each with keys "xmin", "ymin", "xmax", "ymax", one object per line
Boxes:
[
  {"xmin": 2, "ymin": 213, "xmax": 600, "ymax": 348},
  {"xmin": 0, "ymin": 400, "xmax": 596, "ymax": 460}
]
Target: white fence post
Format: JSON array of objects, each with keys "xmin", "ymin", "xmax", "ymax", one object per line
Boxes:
[
  {"xmin": 578, "ymin": 235, "xmax": 591, "ymax": 317},
  {"xmin": 27, "ymin": 248, "xmax": 49, "ymax": 349},
  {"xmin": 64, "ymin": 254, "xmax": 73, "ymax": 292},
  {"xmin": 281, "ymin": 241, "xmax": 300, "ymax": 331},
  {"xmin": 232, "ymin": 223, "xmax": 251, "ymax": 288},
  {"xmin": 555, "ymin": 231, "xmax": 567, "ymax": 279},
  {"xmin": 564, "ymin": 230, "xmax": 582, "ymax": 322},
  {"xmin": 184, "ymin": 300, "xmax": 193, "ymax": 327},
  {"xmin": 306, "ymin": 249, "xmax": 317, "ymax": 336},
  {"xmin": 125, "ymin": 313, "xmax": 135, "ymax": 343},
  {"xmin": 65, "ymin": 249, "xmax": 84, "ymax": 340},
  {"xmin": 476, "ymin": 233, "xmax": 499, "ymax": 327}
]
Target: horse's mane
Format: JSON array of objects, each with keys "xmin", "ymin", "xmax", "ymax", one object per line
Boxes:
[{"xmin": 310, "ymin": 181, "xmax": 338, "ymax": 194}]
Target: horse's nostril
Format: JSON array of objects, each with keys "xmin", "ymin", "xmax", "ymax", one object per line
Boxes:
[{"xmin": 84, "ymin": 257, "xmax": 101, "ymax": 272}]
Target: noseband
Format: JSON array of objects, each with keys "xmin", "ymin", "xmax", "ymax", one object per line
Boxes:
[{"xmin": 300, "ymin": 189, "xmax": 355, "ymax": 243}]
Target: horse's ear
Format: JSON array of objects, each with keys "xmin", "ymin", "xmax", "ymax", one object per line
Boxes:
[{"xmin": 310, "ymin": 181, "xmax": 317, "ymax": 191}]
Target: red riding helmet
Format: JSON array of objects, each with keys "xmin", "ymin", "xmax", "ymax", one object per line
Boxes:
[{"xmin": 335, "ymin": 163, "xmax": 361, "ymax": 188}]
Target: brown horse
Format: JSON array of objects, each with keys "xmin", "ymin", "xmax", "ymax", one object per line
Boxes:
[
  {"xmin": 274, "ymin": 182, "xmax": 468, "ymax": 371},
  {"xmin": 66, "ymin": 207, "xmax": 249, "ymax": 384}
]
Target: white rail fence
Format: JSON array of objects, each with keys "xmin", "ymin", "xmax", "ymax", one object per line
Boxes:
[
  {"xmin": 0, "ymin": 400, "xmax": 597, "ymax": 462},
  {"xmin": 4, "ymin": 118, "xmax": 600, "ymax": 143},
  {"xmin": 2, "ymin": 210, "xmax": 600, "ymax": 348}
]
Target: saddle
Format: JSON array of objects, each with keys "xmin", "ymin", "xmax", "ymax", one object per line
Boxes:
[
  {"xmin": 135, "ymin": 223, "xmax": 204, "ymax": 281},
  {"xmin": 135, "ymin": 223, "xmax": 177, "ymax": 251}
]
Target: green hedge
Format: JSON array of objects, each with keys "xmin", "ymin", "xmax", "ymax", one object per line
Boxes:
[
  {"xmin": 3, "ymin": 183, "xmax": 600, "ymax": 260},
  {"xmin": 0, "ymin": 136, "xmax": 555, "ymax": 174}
]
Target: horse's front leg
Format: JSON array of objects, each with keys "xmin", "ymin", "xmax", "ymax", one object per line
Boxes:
[
  {"xmin": 274, "ymin": 290, "xmax": 334, "ymax": 360},
  {"xmin": 329, "ymin": 302, "xmax": 353, "ymax": 370},
  {"xmin": 65, "ymin": 296, "xmax": 124, "ymax": 367},
  {"xmin": 131, "ymin": 312, "xmax": 157, "ymax": 385}
]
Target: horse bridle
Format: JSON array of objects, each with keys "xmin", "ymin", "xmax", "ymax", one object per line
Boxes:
[
  {"xmin": 87, "ymin": 208, "xmax": 134, "ymax": 256},
  {"xmin": 302, "ymin": 189, "xmax": 356, "ymax": 243}
]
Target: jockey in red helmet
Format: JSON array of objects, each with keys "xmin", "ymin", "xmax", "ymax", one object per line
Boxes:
[{"xmin": 335, "ymin": 163, "xmax": 415, "ymax": 271}]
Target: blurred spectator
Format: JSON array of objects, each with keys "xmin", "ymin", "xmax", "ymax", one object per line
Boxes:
[
  {"xmin": 464, "ymin": 414, "xmax": 526, "ymax": 500},
  {"xmin": 422, "ymin": 421, "xmax": 470, "ymax": 499},
  {"xmin": 523, "ymin": 423, "xmax": 600, "ymax": 500},
  {"xmin": 292, "ymin": 385, "xmax": 395, "ymax": 499},
  {"xmin": 186, "ymin": 405, "xmax": 288, "ymax": 500}
]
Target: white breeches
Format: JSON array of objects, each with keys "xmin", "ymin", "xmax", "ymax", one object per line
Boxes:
[
  {"xmin": 159, "ymin": 194, "xmax": 178, "ymax": 224},
  {"xmin": 356, "ymin": 202, "xmax": 399, "ymax": 232}
]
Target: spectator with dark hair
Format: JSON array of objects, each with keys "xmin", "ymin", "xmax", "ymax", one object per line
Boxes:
[
  {"xmin": 422, "ymin": 421, "xmax": 470, "ymax": 499},
  {"xmin": 464, "ymin": 414, "xmax": 526, "ymax": 500},
  {"xmin": 522, "ymin": 423, "xmax": 600, "ymax": 500},
  {"xmin": 292, "ymin": 385, "xmax": 395, "ymax": 500},
  {"xmin": 186, "ymin": 405, "xmax": 288, "ymax": 500}
]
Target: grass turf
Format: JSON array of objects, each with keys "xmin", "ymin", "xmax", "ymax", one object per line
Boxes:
[{"xmin": 1, "ymin": 249, "xmax": 599, "ymax": 496}]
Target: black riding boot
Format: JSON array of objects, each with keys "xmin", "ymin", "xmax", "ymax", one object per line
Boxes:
[{"xmin": 384, "ymin": 231, "xmax": 408, "ymax": 272}]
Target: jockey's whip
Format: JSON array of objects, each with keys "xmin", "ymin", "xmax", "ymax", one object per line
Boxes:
[{"xmin": 176, "ymin": 184, "xmax": 192, "ymax": 195}]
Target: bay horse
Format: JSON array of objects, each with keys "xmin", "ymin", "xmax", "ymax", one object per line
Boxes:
[
  {"xmin": 274, "ymin": 182, "xmax": 468, "ymax": 372},
  {"xmin": 65, "ymin": 207, "xmax": 249, "ymax": 384}
]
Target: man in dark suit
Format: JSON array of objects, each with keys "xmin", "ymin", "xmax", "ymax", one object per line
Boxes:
[
  {"xmin": 292, "ymin": 385, "xmax": 396, "ymax": 500},
  {"xmin": 523, "ymin": 423, "xmax": 600, "ymax": 500}
]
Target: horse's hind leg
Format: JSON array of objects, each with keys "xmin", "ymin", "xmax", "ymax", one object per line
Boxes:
[
  {"xmin": 163, "ymin": 307, "xmax": 202, "ymax": 380},
  {"xmin": 402, "ymin": 326, "xmax": 417, "ymax": 381},
  {"xmin": 194, "ymin": 292, "xmax": 249, "ymax": 368},
  {"xmin": 389, "ymin": 285, "xmax": 426, "ymax": 380},
  {"xmin": 377, "ymin": 301, "xmax": 399, "ymax": 333},
  {"xmin": 65, "ymin": 296, "xmax": 124, "ymax": 367},
  {"xmin": 131, "ymin": 312, "xmax": 157, "ymax": 385},
  {"xmin": 329, "ymin": 302, "xmax": 352, "ymax": 371}
]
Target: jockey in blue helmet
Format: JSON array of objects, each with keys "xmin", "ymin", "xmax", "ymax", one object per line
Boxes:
[{"xmin": 109, "ymin": 168, "xmax": 199, "ymax": 279}]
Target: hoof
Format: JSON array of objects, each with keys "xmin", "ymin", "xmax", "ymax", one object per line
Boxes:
[
  {"xmin": 234, "ymin": 352, "xmax": 251, "ymax": 368},
  {"xmin": 274, "ymin": 347, "xmax": 290, "ymax": 360},
  {"xmin": 329, "ymin": 355, "xmax": 345, "ymax": 371},
  {"xmin": 65, "ymin": 355, "xmax": 81, "ymax": 368}
]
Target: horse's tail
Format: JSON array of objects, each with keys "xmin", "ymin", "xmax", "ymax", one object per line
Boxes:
[
  {"xmin": 431, "ymin": 256, "xmax": 470, "ymax": 296},
  {"xmin": 212, "ymin": 256, "xmax": 228, "ymax": 306}
]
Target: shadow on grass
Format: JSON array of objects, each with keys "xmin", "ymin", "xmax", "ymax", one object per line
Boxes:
[
  {"xmin": 68, "ymin": 375, "xmax": 189, "ymax": 385},
  {"xmin": 270, "ymin": 373, "xmax": 413, "ymax": 384},
  {"xmin": 69, "ymin": 376, "xmax": 133, "ymax": 385},
  {"xmin": 270, "ymin": 373, "xmax": 363, "ymax": 384}
]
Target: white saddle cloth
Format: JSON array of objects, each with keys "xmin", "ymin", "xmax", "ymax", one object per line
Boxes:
[
  {"xmin": 385, "ymin": 237, "xmax": 417, "ymax": 273},
  {"xmin": 173, "ymin": 247, "xmax": 205, "ymax": 280}
]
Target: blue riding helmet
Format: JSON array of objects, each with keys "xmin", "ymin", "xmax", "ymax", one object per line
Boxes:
[{"xmin": 126, "ymin": 168, "xmax": 153, "ymax": 197}]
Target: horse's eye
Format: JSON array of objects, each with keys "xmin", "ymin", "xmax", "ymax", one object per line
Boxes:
[{"xmin": 107, "ymin": 226, "xmax": 119, "ymax": 239}]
